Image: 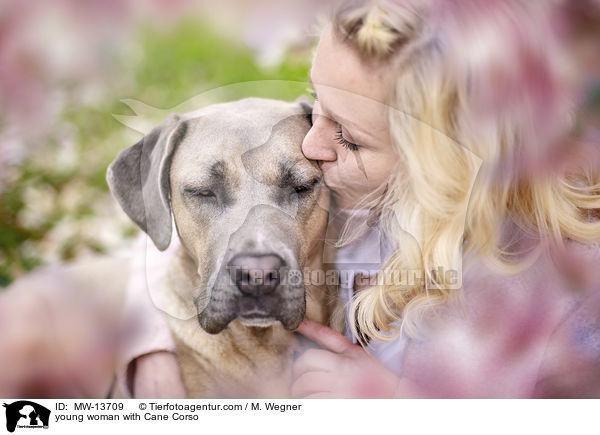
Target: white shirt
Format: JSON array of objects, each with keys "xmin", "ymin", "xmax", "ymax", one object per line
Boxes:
[{"xmin": 328, "ymin": 207, "xmax": 407, "ymax": 376}]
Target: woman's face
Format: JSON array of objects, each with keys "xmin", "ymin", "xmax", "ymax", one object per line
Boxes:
[{"xmin": 302, "ymin": 26, "xmax": 399, "ymax": 210}]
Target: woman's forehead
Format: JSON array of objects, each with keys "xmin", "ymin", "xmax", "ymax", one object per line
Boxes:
[
  {"xmin": 310, "ymin": 27, "xmax": 393, "ymax": 134},
  {"xmin": 311, "ymin": 27, "xmax": 392, "ymax": 91}
]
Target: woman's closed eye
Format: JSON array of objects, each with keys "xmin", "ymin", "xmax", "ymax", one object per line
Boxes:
[{"xmin": 335, "ymin": 128, "xmax": 361, "ymax": 152}]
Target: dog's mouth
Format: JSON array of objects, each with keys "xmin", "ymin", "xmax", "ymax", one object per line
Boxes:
[
  {"xmin": 197, "ymin": 287, "xmax": 306, "ymax": 334},
  {"xmin": 238, "ymin": 311, "xmax": 278, "ymax": 327},
  {"xmin": 197, "ymin": 249, "xmax": 306, "ymax": 334},
  {"xmin": 241, "ymin": 311, "xmax": 272, "ymax": 319}
]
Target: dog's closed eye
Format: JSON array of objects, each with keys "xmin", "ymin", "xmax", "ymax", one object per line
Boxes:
[
  {"xmin": 183, "ymin": 187, "xmax": 216, "ymax": 199},
  {"xmin": 293, "ymin": 178, "xmax": 320, "ymax": 195}
]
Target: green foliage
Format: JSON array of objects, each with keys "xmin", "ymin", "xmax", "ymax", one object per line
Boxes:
[{"xmin": 134, "ymin": 19, "xmax": 310, "ymax": 107}]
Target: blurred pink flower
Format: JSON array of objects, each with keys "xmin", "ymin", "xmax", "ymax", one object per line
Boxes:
[
  {"xmin": 432, "ymin": 0, "xmax": 599, "ymax": 179},
  {"xmin": 400, "ymin": 238, "xmax": 600, "ymax": 398}
]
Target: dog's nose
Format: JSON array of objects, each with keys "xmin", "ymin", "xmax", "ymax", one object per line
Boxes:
[{"xmin": 228, "ymin": 254, "xmax": 285, "ymax": 296}]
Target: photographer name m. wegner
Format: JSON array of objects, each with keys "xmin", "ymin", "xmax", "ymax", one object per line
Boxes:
[{"xmin": 145, "ymin": 402, "xmax": 302, "ymax": 413}]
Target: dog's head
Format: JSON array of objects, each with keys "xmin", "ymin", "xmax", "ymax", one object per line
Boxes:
[{"xmin": 108, "ymin": 97, "xmax": 329, "ymax": 333}]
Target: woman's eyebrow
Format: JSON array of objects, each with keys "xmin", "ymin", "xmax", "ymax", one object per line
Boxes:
[
  {"xmin": 322, "ymin": 103, "xmax": 378, "ymax": 141},
  {"xmin": 308, "ymin": 77, "xmax": 347, "ymax": 123},
  {"xmin": 308, "ymin": 75, "xmax": 383, "ymax": 142}
]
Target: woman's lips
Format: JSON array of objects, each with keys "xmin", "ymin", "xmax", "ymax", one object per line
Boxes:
[
  {"xmin": 318, "ymin": 164, "xmax": 335, "ymax": 189},
  {"xmin": 318, "ymin": 160, "xmax": 336, "ymax": 176}
]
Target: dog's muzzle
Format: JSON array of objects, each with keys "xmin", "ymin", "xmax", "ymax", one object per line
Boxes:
[
  {"xmin": 196, "ymin": 205, "xmax": 306, "ymax": 334},
  {"xmin": 196, "ymin": 251, "xmax": 305, "ymax": 334}
]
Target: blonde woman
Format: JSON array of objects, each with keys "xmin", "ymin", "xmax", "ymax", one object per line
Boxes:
[{"xmin": 291, "ymin": 0, "xmax": 600, "ymax": 398}]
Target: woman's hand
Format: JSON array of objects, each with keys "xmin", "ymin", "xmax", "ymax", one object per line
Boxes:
[{"xmin": 292, "ymin": 319, "xmax": 402, "ymax": 398}]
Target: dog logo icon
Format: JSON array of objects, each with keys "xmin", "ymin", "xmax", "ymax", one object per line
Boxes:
[{"xmin": 3, "ymin": 401, "xmax": 50, "ymax": 433}]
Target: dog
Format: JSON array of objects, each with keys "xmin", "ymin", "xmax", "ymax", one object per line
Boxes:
[{"xmin": 107, "ymin": 97, "xmax": 343, "ymax": 397}]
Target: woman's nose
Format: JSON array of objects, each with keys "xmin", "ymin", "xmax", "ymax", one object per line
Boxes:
[{"xmin": 301, "ymin": 121, "xmax": 337, "ymax": 162}]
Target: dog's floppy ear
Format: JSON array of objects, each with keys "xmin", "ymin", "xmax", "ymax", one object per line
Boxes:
[{"xmin": 106, "ymin": 113, "xmax": 186, "ymax": 251}]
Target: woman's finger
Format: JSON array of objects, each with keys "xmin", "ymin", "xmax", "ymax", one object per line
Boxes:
[
  {"xmin": 291, "ymin": 371, "xmax": 334, "ymax": 398},
  {"xmin": 292, "ymin": 348, "xmax": 341, "ymax": 378},
  {"xmin": 295, "ymin": 319, "xmax": 354, "ymax": 354}
]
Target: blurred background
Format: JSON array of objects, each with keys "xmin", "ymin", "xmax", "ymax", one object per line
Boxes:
[
  {"xmin": 0, "ymin": 0, "xmax": 330, "ymax": 287},
  {"xmin": 0, "ymin": 0, "xmax": 599, "ymax": 400}
]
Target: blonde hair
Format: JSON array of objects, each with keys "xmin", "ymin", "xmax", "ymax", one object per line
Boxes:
[{"xmin": 330, "ymin": 0, "xmax": 600, "ymax": 342}]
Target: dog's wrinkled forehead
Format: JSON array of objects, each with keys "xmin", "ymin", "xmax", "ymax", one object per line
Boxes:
[{"xmin": 173, "ymin": 99, "xmax": 317, "ymax": 189}]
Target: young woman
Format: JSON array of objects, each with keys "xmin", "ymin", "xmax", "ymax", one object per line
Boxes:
[{"xmin": 290, "ymin": 0, "xmax": 600, "ymax": 398}]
